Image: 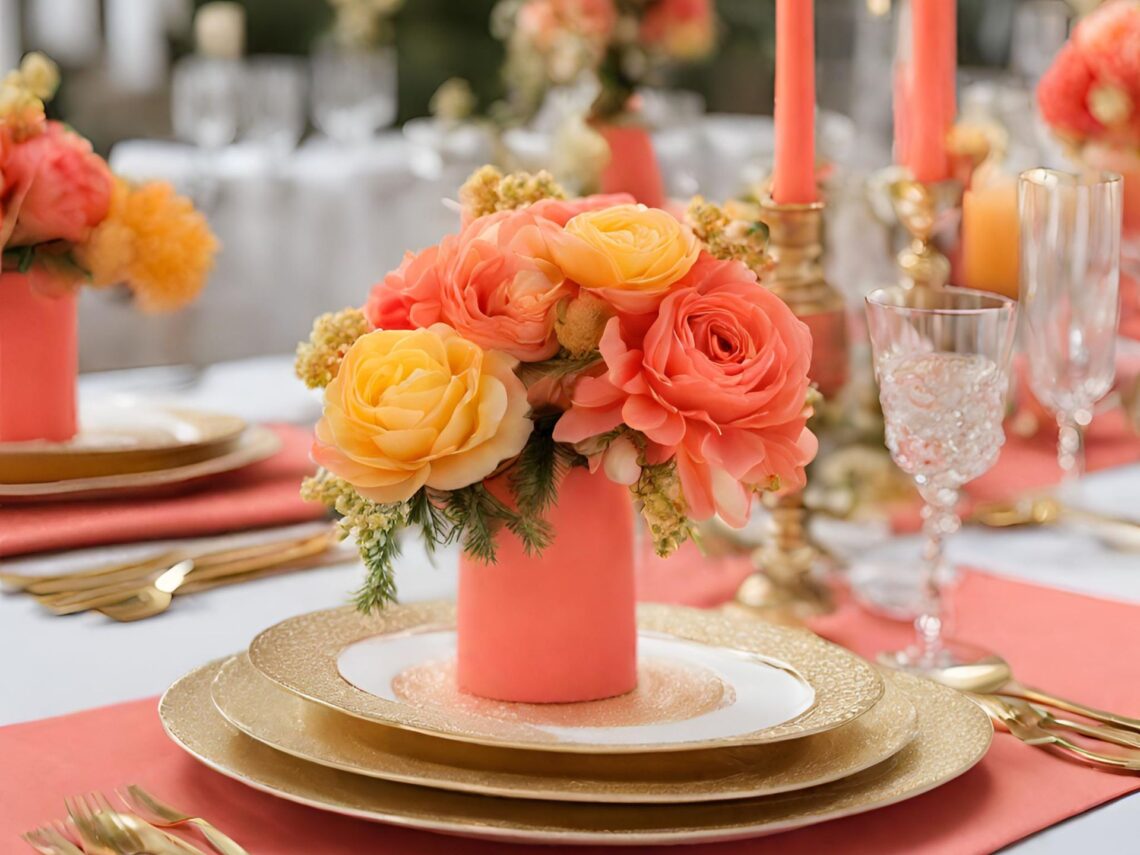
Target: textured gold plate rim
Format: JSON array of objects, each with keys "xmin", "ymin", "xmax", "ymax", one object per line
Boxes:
[
  {"xmin": 0, "ymin": 408, "xmax": 247, "ymax": 483},
  {"xmin": 247, "ymin": 601, "xmax": 885, "ymax": 754},
  {"xmin": 160, "ymin": 660, "xmax": 992, "ymax": 845},
  {"xmin": 0, "ymin": 426, "xmax": 281, "ymax": 500},
  {"xmin": 211, "ymin": 652, "xmax": 918, "ymax": 803}
]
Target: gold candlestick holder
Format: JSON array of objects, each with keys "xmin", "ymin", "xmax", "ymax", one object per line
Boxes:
[
  {"xmin": 724, "ymin": 197, "xmax": 846, "ymax": 625},
  {"xmin": 888, "ymin": 177, "xmax": 962, "ymax": 296}
]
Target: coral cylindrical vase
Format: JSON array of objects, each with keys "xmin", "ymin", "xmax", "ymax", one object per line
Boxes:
[
  {"xmin": 457, "ymin": 467, "xmax": 638, "ymax": 703},
  {"xmin": 0, "ymin": 272, "xmax": 79, "ymax": 443},
  {"xmin": 596, "ymin": 123, "xmax": 667, "ymax": 210}
]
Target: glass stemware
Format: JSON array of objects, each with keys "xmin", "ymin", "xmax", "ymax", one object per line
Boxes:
[
  {"xmin": 1019, "ymin": 168, "xmax": 1122, "ymax": 481},
  {"xmin": 311, "ymin": 43, "xmax": 398, "ymax": 144},
  {"xmin": 865, "ymin": 287, "xmax": 1018, "ymax": 672},
  {"xmin": 241, "ymin": 56, "xmax": 307, "ymax": 158}
]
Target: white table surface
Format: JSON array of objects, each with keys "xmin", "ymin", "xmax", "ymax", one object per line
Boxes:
[{"xmin": 2, "ymin": 355, "xmax": 1138, "ymax": 854}]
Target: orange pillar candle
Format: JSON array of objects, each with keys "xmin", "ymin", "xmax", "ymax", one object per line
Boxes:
[
  {"xmin": 772, "ymin": 0, "xmax": 817, "ymax": 204},
  {"xmin": 961, "ymin": 177, "xmax": 1020, "ymax": 299},
  {"xmin": 900, "ymin": 0, "xmax": 956, "ymax": 182}
]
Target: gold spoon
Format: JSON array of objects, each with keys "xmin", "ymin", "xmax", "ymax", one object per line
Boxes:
[
  {"xmin": 970, "ymin": 497, "xmax": 1140, "ymax": 547},
  {"xmin": 927, "ymin": 654, "xmax": 1140, "ymax": 734}
]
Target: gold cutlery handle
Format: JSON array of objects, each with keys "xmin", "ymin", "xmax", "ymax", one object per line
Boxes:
[
  {"xmin": 184, "ymin": 818, "xmax": 248, "ymax": 855},
  {"xmin": 1041, "ymin": 731, "xmax": 1140, "ymax": 771},
  {"xmin": 1046, "ymin": 713, "xmax": 1140, "ymax": 750},
  {"xmin": 1012, "ymin": 683, "xmax": 1140, "ymax": 734}
]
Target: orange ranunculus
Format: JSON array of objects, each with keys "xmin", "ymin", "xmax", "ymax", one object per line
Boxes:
[
  {"xmin": 554, "ymin": 253, "xmax": 817, "ymax": 526},
  {"xmin": 1, "ymin": 121, "xmax": 111, "ymax": 248},
  {"xmin": 365, "ymin": 207, "xmax": 570, "ymax": 362},
  {"xmin": 547, "ymin": 203, "xmax": 700, "ymax": 314},
  {"xmin": 312, "ymin": 324, "xmax": 533, "ymax": 504}
]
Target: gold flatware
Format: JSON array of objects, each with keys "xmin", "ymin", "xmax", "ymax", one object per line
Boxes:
[
  {"xmin": 119, "ymin": 785, "xmax": 249, "ymax": 855},
  {"xmin": 97, "ymin": 533, "xmax": 337, "ymax": 622},
  {"xmin": 65, "ymin": 792, "xmax": 207, "ymax": 855},
  {"xmin": 969, "ymin": 496, "xmax": 1140, "ymax": 548},
  {"xmin": 973, "ymin": 694, "xmax": 1140, "ymax": 772},
  {"xmin": 983, "ymin": 695, "xmax": 1140, "ymax": 750},
  {"xmin": 21, "ymin": 821, "xmax": 83, "ymax": 855},
  {"xmin": 925, "ymin": 654, "xmax": 1140, "ymax": 734},
  {"xmin": 32, "ymin": 531, "xmax": 337, "ymax": 617},
  {"xmin": 8, "ymin": 527, "xmax": 335, "ymax": 598}
]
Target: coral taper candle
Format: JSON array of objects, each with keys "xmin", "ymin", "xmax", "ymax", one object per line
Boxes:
[
  {"xmin": 900, "ymin": 0, "xmax": 956, "ymax": 182},
  {"xmin": 772, "ymin": 0, "xmax": 817, "ymax": 204}
]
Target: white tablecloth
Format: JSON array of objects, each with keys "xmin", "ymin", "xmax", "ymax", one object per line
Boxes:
[{"xmin": 2, "ymin": 355, "xmax": 1138, "ymax": 853}]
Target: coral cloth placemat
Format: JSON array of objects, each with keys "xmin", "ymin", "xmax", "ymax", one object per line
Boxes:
[
  {"xmin": 0, "ymin": 424, "xmax": 324, "ymax": 558},
  {"xmin": 3, "ymin": 570, "xmax": 1139, "ymax": 854}
]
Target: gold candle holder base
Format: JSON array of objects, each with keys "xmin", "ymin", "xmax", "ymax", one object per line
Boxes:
[
  {"xmin": 724, "ymin": 492, "xmax": 834, "ymax": 626},
  {"xmin": 725, "ymin": 197, "xmax": 844, "ymax": 625}
]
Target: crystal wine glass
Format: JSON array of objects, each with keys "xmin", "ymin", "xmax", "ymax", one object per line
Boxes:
[
  {"xmin": 1019, "ymin": 168, "xmax": 1122, "ymax": 481},
  {"xmin": 311, "ymin": 44, "xmax": 397, "ymax": 144},
  {"xmin": 865, "ymin": 286, "xmax": 1018, "ymax": 672}
]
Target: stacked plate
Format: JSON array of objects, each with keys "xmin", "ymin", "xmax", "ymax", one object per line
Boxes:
[
  {"xmin": 160, "ymin": 601, "xmax": 991, "ymax": 845},
  {"xmin": 0, "ymin": 404, "xmax": 280, "ymax": 501}
]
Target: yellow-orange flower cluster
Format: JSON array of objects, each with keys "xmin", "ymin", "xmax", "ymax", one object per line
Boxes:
[{"xmin": 76, "ymin": 179, "xmax": 219, "ymax": 312}]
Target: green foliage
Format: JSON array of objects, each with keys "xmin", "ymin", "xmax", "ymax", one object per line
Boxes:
[{"xmin": 515, "ymin": 352, "xmax": 602, "ymax": 387}]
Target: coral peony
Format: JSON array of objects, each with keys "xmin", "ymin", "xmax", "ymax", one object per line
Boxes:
[
  {"xmin": 365, "ymin": 208, "xmax": 570, "ymax": 362},
  {"xmin": 1037, "ymin": 42, "xmax": 1104, "ymax": 140},
  {"xmin": 554, "ymin": 254, "xmax": 816, "ymax": 526},
  {"xmin": 1, "ymin": 121, "xmax": 111, "ymax": 247},
  {"xmin": 312, "ymin": 324, "xmax": 533, "ymax": 503},
  {"xmin": 75, "ymin": 179, "xmax": 218, "ymax": 312},
  {"xmin": 547, "ymin": 203, "xmax": 701, "ymax": 314}
]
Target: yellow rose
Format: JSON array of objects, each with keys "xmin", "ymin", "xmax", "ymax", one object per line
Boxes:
[
  {"xmin": 312, "ymin": 324, "xmax": 532, "ymax": 503},
  {"xmin": 549, "ymin": 203, "xmax": 701, "ymax": 314}
]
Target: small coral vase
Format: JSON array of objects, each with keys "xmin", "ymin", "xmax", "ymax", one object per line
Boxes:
[
  {"xmin": 595, "ymin": 121, "xmax": 667, "ymax": 210},
  {"xmin": 0, "ymin": 272, "xmax": 78, "ymax": 443},
  {"xmin": 457, "ymin": 466, "xmax": 638, "ymax": 703}
]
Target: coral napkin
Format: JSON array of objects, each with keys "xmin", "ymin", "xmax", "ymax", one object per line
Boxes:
[
  {"xmin": 2, "ymin": 570, "xmax": 1139, "ymax": 854},
  {"xmin": 0, "ymin": 424, "xmax": 324, "ymax": 558}
]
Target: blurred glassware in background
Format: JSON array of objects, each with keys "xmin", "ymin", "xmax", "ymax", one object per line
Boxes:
[
  {"xmin": 866, "ymin": 286, "xmax": 1018, "ymax": 673},
  {"xmin": 241, "ymin": 55, "xmax": 307, "ymax": 157},
  {"xmin": 1009, "ymin": 0, "xmax": 1071, "ymax": 84},
  {"xmin": 172, "ymin": 56, "xmax": 241, "ymax": 151},
  {"xmin": 1019, "ymin": 168, "xmax": 1122, "ymax": 481},
  {"xmin": 311, "ymin": 43, "xmax": 397, "ymax": 144}
]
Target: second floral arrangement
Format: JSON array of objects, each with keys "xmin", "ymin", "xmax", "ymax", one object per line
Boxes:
[{"xmin": 297, "ymin": 167, "xmax": 816, "ymax": 610}]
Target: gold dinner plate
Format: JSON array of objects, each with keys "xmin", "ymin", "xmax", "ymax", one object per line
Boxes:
[
  {"xmin": 0, "ymin": 426, "xmax": 280, "ymax": 502},
  {"xmin": 211, "ymin": 652, "xmax": 918, "ymax": 803},
  {"xmin": 248, "ymin": 602, "xmax": 885, "ymax": 754},
  {"xmin": 0, "ymin": 406, "xmax": 246, "ymax": 483},
  {"xmin": 162, "ymin": 660, "xmax": 992, "ymax": 845}
]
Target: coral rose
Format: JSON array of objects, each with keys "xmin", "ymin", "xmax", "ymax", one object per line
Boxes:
[
  {"xmin": 547, "ymin": 203, "xmax": 701, "ymax": 314},
  {"xmin": 365, "ymin": 208, "xmax": 569, "ymax": 362},
  {"xmin": 554, "ymin": 254, "xmax": 817, "ymax": 526},
  {"xmin": 313, "ymin": 324, "xmax": 533, "ymax": 504},
  {"xmin": 527, "ymin": 192, "xmax": 635, "ymax": 226},
  {"xmin": 1, "ymin": 121, "xmax": 111, "ymax": 247}
]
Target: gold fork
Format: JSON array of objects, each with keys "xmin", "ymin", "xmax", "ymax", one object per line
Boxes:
[
  {"xmin": 120, "ymin": 784, "xmax": 249, "ymax": 855},
  {"xmin": 66, "ymin": 792, "xmax": 207, "ymax": 855},
  {"xmin": 21, "ymin": 820, "xmax": 83, "ymax": 855},
  {"xmin": 973, "ymin": 694, "xmax": 1140, "ymax": 772}
]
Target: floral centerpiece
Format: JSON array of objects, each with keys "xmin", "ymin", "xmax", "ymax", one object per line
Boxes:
[
  {"xmin": 493, "ymin": 0, "xmax": 716, "ymax": 205},
  {"xmin": 0, "ymin": 54, "xmax": 218, "ymax": 442},
  {"xmin": 1037, "ymin": 0, "xmax": 1140, "ymax": 248},
  {"xmin": 297, "ymin": 167, "xmax": 815, "ymax": 703}
]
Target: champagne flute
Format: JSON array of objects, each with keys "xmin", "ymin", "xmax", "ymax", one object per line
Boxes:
[
  {"xmin": 866, "ymin": 287, "xmax": 1017, "ymax": 672},
  {"xmin": 1018, "ymin": 168, "xmax": 1122, "ymax": 481}
]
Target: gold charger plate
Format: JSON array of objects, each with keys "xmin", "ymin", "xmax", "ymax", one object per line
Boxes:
[
  {"xmin": 212, "ymin": 652, "xmax": 918, "ymax": 803},
  {"xmin": 0, "ymin": 406, "xmax": 246, "ymax": 483},
  {"xmin": 247, "ymin": 601, "xmax": 884, "ymax": 754},
  {"xmin": 0, "ymin": 426, "xmax": 280, "ymax": 502},
  {"xmin": 162, "ymin": 660, "xmax": 992, "ymax": 845}
]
